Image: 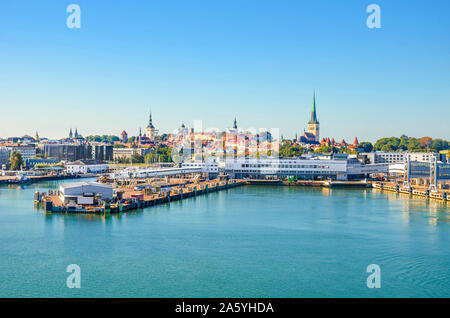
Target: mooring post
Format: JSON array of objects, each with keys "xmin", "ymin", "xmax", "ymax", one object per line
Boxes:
[
  {"xmin": 104, "ymin": 202, "xmax": 111, "ymax": 213},
  {"xmin": 137, "ymin": 197, "xmax": 141, "ymax": 209}
]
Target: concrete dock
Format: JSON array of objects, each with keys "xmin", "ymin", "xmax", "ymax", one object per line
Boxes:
[
  {"xmin": 371, "ymin": 182, "xmax": 449, "ymax": 201},
  {"xmin": 40, "ymin": 178, "xmax": 245, "ymax": 214},
  {"xmin": 246, "ymin": 179, "xmax": 368, "ymax": 187},
  {"xmin": 36, "ymin": 178, "xmax": 448, "ymax": 214}
]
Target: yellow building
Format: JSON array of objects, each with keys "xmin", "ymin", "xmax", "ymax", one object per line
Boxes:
[{"xmin": 439, "ymin": 150, "xmax": 450, "ymax": 163}]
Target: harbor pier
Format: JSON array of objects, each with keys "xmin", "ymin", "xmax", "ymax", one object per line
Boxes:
[
  {"xmin": 371, "ymin": 181, "xmax": 449, "ymax": 201},
  {"xmin": 39, "ymin": 178, "xmax": 245, "ymax": 214}
]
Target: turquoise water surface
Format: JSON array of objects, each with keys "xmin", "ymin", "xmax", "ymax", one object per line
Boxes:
[{"xmin": 0, "ymin": 179, "xmax": 449, "ymax": 297}]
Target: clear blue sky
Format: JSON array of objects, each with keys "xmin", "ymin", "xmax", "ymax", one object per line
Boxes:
[{"xmin": 1, "ymin": 0, "xmax": 449, "ymax": 142}]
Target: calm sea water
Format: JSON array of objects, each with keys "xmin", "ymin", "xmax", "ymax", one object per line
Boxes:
[{"xmin": 0, "ymin": 178, "xmax": 449, "ymax": 298}]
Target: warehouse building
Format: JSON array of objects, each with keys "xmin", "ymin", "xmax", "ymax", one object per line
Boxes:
[{"xmin": 59, "ymin": 182, "xmax": 113, "ymax": 204}]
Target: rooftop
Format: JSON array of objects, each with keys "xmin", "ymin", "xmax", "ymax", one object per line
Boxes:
[
  {"xmin": 60, "ymin": 182, "xmax": 112, "ymax": 189},
  {"xmin": 68, "ymin": 160, "xmax": 107, "ymax": 165}
]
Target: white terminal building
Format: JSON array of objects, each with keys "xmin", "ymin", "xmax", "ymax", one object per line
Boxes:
[
  {"xmin": 182, "ymin": 157, "xmax": 388, "ymax": 181},
  {"xmin": 66, "ymin": 160, "xmax": 109, "ymax": 174},
  {"xmin": 360, "ymin": 151, "xmax": 441, "ymax": 164}
]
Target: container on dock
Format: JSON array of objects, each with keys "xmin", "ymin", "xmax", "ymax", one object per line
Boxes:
[{"xmin": 131, "ymin": 193, "xmax": 144, "ymax": 201}]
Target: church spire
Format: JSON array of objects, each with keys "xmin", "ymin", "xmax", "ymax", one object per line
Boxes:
[
  {"xmin": 309, "ymin": 90, "xmax": 319, "ymax": 124},
  {"xmin": 148, "ymin": 111, "xmax": 155, "ymax": 129},
  {"xmin": 233, "ymin": 117, "xmax": 237, "ymax": 129}
]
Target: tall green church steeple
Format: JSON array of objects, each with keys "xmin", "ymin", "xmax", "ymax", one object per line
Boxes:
[{"xmin": 309, "ymin": 90, "xmax": 319, "ymax": 124}]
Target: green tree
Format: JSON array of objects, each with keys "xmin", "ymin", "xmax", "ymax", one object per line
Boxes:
[
  {"xmin": 278, "ymin": 142, "xmax": 305, "ymax": 158},
  {"xmin": 359, "ymin": 142, "xmax": 373, "ymax": 152},
  {"xmin": 85, "ymin": 135, "xmax": 120, "ymax": 143},
  {"xmin": 9, "ymin": 151, "xmax": 23, "ymax": 170},
  {"xmin": 156, "ymin": 145, "xmax": 172, "ymax": 162},
  {"xmin": 398, "ymin": 135, "xmax": 409, "ymax": 150},
  {"xmin": 289, "ymin": 145, "xmax": 304, "ymax": 157},
  {"xmin": 374, "ymin": 137, "xmax": 400, "ymax": 151},
  {"xmin": 314, "ymin": 145, "xmax": 331, "ymax": 154},
  {"xmin": 407, "ymin": 137, "xmax": 421, "ymax": 151},
  {"xmin": 431, "ymin": 139, "xmax": 449, "ymax": 152},
  {"xmin": 279, "ymin": 142, "xmax": 291, "ymax": 158},
  {"xmin": 159, "ymin": 133, "xmax": 169, "ymax": 142},
  {"xmin": 131, "ymin": 153, "xmax": 144, "ymax": 164},
  {"xmin": 116, "ymin": 156, "xmax": 129, "ymax": 164},
  {"xmin": 372, "ymin": 135, "xmax": 449, "ymax": 152},
  {"xmin": 381, "ymin": 144, "xmax": 396, "ymax": 152},
  {"xmin": 144, "ymin": 153, "xmax": 157, "ymax": 164},
  {"xmin": 34, "ymin": 163, "xmax": 65, "ymax": 169},
  {"xmin": 338, "ymin": 147, "xmax": 357, "ymax": 154}
]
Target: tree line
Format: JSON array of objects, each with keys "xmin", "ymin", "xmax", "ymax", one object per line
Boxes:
[
  {"xmin": 85, "ymin": 135, "xmax": 120, "ymax": 143},
  {"xmin": 373, "ymin": 135, "xmax": 448, "ymax": 152},
  {"xmin": 279, "ymin": 135, "xmax": 449, "ymax": 158}
]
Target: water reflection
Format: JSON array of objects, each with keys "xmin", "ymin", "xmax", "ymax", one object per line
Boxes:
[
  {"xmin": 43, "ymin": 209, "xmax": 145, "ymax": 225},
  {"xmin": 372, "ymin": 188, "xmax": 449, "ymax": 226},
  {"xmin": 4, "ymin": 177, "xmax": 450, "ymax": 228},
  {"xmin": 320, "ymin": 187, "xmax": 372, "ymax": 198}
]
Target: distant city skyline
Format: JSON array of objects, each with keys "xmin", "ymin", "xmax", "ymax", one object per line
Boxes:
[{"xmin": 1, "ymin": 0, "xmax": 449, "ymax": 142}]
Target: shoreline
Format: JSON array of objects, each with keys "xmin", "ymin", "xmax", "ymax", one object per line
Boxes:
[
  {"xmin": 0, "ymin": 173, "xmax": 99, "ymax": 185},
  {"xmin": 36, "ymin": 178, "xmax": 448, "ymax": 215},
  {"xmin": 371, "ymin": 182, "xmax": 449, "ymax": 201}
]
